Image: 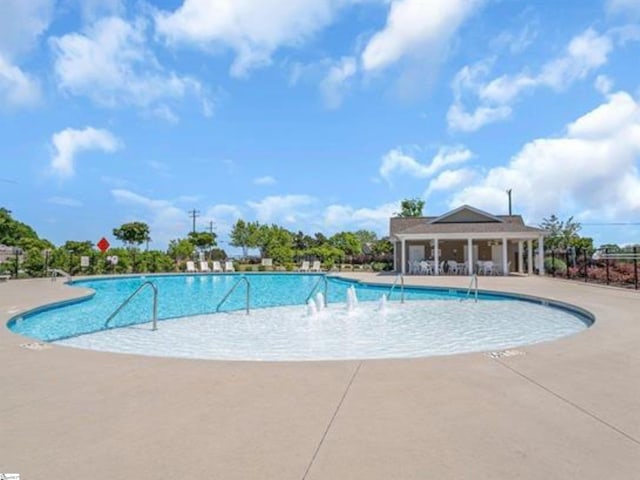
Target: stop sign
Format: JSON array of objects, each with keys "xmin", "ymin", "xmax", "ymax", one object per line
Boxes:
[{"xmin": 97, "ymin": 237, "xmax": 110, "ymax": 252}]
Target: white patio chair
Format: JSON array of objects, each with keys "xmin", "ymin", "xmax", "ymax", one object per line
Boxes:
[
  {"xmin": 310, "ymin": 260, "xmax": 321, "ymax": 272},
  {"xmin": 224, "ymin": 260, "xmax": 235, "ymax": 272},
  {"xmin": 186, "ymin": 261, "xmax": 196, "ymax": 273},
  {"xmin": 419, "ymin": 261, "xmax": 433, "ymax": 275},
  {"xmin": 299, "ymin": 260, "xmax": 310, "ymax": 272},
  {"xmin": 483, "ymin": 261, "xmax": 495, "ymax": 276},
  {"xmin": 199, "ymin": 261, "xmax": 210, "ymax": 272},
  {"xmin": 447, "ymin": 260, "xmax": 459, "ymax": 275},
  {"xmin": 212, "ymin": 261, "xmax": 223, "ymax": 272}
]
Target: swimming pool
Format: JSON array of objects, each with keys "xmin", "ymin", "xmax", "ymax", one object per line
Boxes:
[{"xmin": 8, "ymin": 273, "xmax": 592, "ymax": 360}]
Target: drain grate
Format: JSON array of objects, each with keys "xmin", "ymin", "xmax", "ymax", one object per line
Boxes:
[
  {"xmin": 486, "ymin": 349, "xmax": 525, "ymax": 359},
  {"xmin": 20, "ymin": 342, "xmax": 51, "ymax": 351}
]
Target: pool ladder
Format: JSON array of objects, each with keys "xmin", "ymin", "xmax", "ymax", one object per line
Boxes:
[
  {"xmin": 387, "ymin": 274, "xmax": 405, "ymax": 303},
  {"xmin": 462, "ymin": 274, "xmax": 479, "ymax": 303},
  {"xmin": 305, "ymin": 275, "xmax": 329, "ymax": 307},
  {"xmin": 104, "ymin": 281, "xmax": 158, "ymax": 330},
  {"xmin": 216, "ymin": 276, "xmax": 251, "ymax": 314}
]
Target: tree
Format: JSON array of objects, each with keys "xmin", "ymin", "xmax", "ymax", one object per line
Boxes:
[
  {"xmin": 112, "ymin": 222, "xmax": 151, "ymax": 249},
  {"xmin": 397, "ymin": 198, "xmax": 425, "ymax": 217},
  {"xmin": 329, "ymin": 232, "xmax": 362, "ymax": 257},
  {"xmin": 229, "ymin": 220, "xmax": 261, "ymax": 257},
  {"xmin": 188, "ymin": 231, "xmax": 217, "ymax": 259},
  {"xmin": 540, "ymin": 215, "xmax": 583, "ymax": 249},
  {"xmin": 167, "ymin": 238, "xmax": 195, "ymax": 263},
  {"xmin": 353, "ymin": 230, "xmax": 377, "ymax": 253}
]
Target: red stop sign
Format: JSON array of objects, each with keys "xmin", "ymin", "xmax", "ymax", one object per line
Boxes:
[{"xmin": 97, "ymin": 237, "xmax": 110, "ymax": 252}]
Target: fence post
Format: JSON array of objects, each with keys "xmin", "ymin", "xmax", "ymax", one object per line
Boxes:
[
  {"xmin": 634, "ymin": 246, "xmax": 638, "ymax": 290},
  {"xmin": 583, "ymin": 249, "xmax": 588, "ymax": 283},
  {"xmin": 551, "ymin": 249, "xmax": 556, "ymax": 277},
  {"xmin": 605, "ymin": 248, "xmax": 610, "ymax": 285},
  {"xmin": 565, "ymin": 249, "xmax": 570, "ymax": 279}
]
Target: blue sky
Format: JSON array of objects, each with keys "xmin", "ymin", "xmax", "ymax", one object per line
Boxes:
[{"xmin": 1, "ymin": 0, "xmax": 640, "ymax": 251}]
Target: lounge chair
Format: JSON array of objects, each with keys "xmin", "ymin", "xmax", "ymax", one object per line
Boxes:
[
  {"xmin": 299, "ymin": 261, "xmax": 310, "ymax": 272},
  {"xmin": 310, "ymin": 260, "xmax": 321, "ymax": 272},
  {"xmin": 224, "ymin": 260, "xmax": 235, "ymax": 272},
  {"xmin": 212, "ymin": 261, "xmax": 223, "ymax": 272},
  {"xmin": 261, "ymin": 258, "xmax": 273, "ymax": 271},
  {"xmin": 199, "ymin": 261, "xmax": 210, "ymax": 272},
  {"xmin": 186, "ymin": 261, "xmax": 196, "ymax": 273}
]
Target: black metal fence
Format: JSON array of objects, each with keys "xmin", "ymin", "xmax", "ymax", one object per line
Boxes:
[{"xmin": 544, "ymin": 247, "xmax": 639, "ymax": 290}]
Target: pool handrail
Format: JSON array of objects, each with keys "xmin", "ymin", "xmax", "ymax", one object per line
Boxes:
[
  {"xmin": 463, "ymin": 274, "xmax": 479, "ymax": 303},
  {"xmin": 48, "ymin": 268, "xmax": 71, "ymax": 281},
  {"xmin": 387, "ymin": 274, "xmax": 405, "ymax": 303},
  {"xmin": 305, "ymin": 275, "xmax": 329, "ymax": 307},
  {"xmin": 216, "ymin": 276, "xmax": 251, "ymax": 314},
  {"xmin": 104, "ymin": 281, "xmax": 158, "ymax": 330}
]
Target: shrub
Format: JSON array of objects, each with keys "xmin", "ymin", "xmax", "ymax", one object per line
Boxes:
[{"xmin": 544, "ymin": 257, "xmax": 567, "ymax": 275}]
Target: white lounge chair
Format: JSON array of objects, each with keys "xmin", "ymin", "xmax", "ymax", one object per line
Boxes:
[
  {"xmin": 224, "ymin": 260, "xmax": 235, "ymax": 272},
  {"xmin": 261, "ymin": 258, "xmax": 273, "ymax": 267},
  {"xmin": 310, "ymin": 260, "xmax": 321, "ymax": 272},
  {"xmin": 199, "ymin": 261, "xmax": 210, "ymax": 272},
  {"xmin": 186, "ymin": 261, "xmax": 196, "ymax": 273},
  {"xmin": 212, "ymin": 261, "xmax": 223, "ymax": 272},
  {"xmin": 299, "ymin": 261, "xmax": 310, "ymax": 272}
]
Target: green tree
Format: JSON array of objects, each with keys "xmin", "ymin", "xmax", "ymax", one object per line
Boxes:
[
  {"xmin": 112, "ymin": 222, "xmax": 151, "ymax": 249},
  {"xmin": 167, "ymin": 238, "xmax": 195, "ymax": 264},
  {"xmin": 329, "ymin": 232, "xmax": 362, "ymax": 256},
  {"xmin": 397, "ymin": 198, "xmax": 425, "ymax": 217},
  {"xmin": 188, "ymin": 231, "xmax": 217, "ymax": 259},
  {"xmin": 540, "ymin": 215, "xmax": 583, "ymax": 249},
  {"xmin": 229, "ymin": 220, "xmax": 261, "ymax": 257}
]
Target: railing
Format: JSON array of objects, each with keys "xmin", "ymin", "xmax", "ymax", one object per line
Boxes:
[
  {"xmin": 216, "ymin": 276, "xmax": 251, "ymax": 314},
  {"xmin": 305, "ymin": 275, "xmax": 329, "ymax": 307},
  {"xmin": 104, "ymin": 281, "xmax": 158, "ymax": 330},
  {"xmin": 462, "ymin": 274, "xmax": 478, "ymax": 302},
  {"xmin": 48, "ymin": 268, "xmax": 71, "ymax": 281},
  {"xmin": 387, "ymin": 274, "xmax": 405, "ymax": 303}
]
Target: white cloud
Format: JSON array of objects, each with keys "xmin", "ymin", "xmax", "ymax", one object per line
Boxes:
[
  {"xmin": 203, "ymin": 204, "xmax": 244, "ymax": 238},
  {"xmin": 606, "ymin": 0, "xmax": 640, "ymax": 16},
  {"xmin": 425, "ymin": 168, "xmax": 476, "ymax": 196},
  {"xmin": 320, "ymin": 56, "xmax": 357, "ymax": 108},
  {"xmin": 247, "ymin": 194, "xmax": 316, "ymax": 224},
  {"xmin": 0, "ymin": 0, "xmax": 53, "ymax": 107},
  {"xmin": 155, "ymin": 0, "xmax": 353, "ymax": 77},
  {"xmin": 594, "ymin": 74, "xmax": 613, "ymax": 95},
  {"xmin": 322, "ymin": 202, "xmax": 398, "ymax": 234},
  {"xmin": 51, "ymin": 16, "xmax": 210, "ymax": 116},
  {"xmin": 47, "ymin": 196, "xmax": 83, "ymax": 207},
  {"xmin": 50, "ymin": 127, "xmax": 121, "ymax": 178},
  {"xmin": 111, "ymin": 189, "xmax": 189, "ymax": 246},
  {"xmin": 379, "ymin": 146, "xmax": 473, "ymax": 182},
  {"xmin": 448, "ymin": 29, "xmax": 615, "ymax": 132},
  {"xmin": 361, "ymin": 0, "xmax": 482, "ymax": 72},
  {"xmin": 450, "ymin": 91, "xmax": 640, "ymax": 221},
  {"xmin": 253, "ymin": 175, "xmax": 277, "ymax": 186}
]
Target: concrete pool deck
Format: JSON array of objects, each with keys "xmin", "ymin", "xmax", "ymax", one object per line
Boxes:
[{"xmin": 1, "ymin": 274, "xmax": 639, "ymax": 479}]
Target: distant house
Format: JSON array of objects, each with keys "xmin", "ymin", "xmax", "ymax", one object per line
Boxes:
[
  {"xmin": 389, "ymin": 205, "xmax": 548, "ymax": 276},
  {"xmin": 0, "ymin": 244, "xmax": 22, "ymax": 264}
]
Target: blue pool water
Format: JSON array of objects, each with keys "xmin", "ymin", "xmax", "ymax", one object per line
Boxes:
[{"xmin": 8, "ymin": 273, "xmax": 591, "ymax": 360}]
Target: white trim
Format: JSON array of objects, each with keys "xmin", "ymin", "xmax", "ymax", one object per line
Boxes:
[
  {"xmin": 527, "ymin": 239, "xmax": 533, "ymax": 275},
  {"xmin": 401, "ymin": 238, "xmax": 406, "ymax": 274},
  {"xmin": 501, "ymin": 237, "xmax": 508, "ymax": 276},
  {"xmin": 467, "ymin": 238, "xmax": 473, "ymax": 276},
  {"xmin": 518, "ymin": 241, "xmax": 524, "ymax": 274},
  {"xmin": 434, "ymin": 238, "xmax": 439, "ymax": 275},
  {"xmin": 538, "ymin": 235, "xmax": 545, "ymax": 275},
  {"xmin": 428, "ymin": 204, "xmax": 505, "ymax": 224},
  {"xmin": 395, "ymin": 232, "xmax": 543, "ymax": 241}
]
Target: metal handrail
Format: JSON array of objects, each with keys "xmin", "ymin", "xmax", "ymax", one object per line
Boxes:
[
  {"xmin": 48, "ymin": 268, "xmax": 71, "ymax": 281},
  {"xmin": 463, "ymin": 274, "xmax": 478, "ymax": 303},
  {"xmin": 216, "ymin": 276, "xmax": 250, "ymax": 314},
  {"xmin": 305, "ymin": 275, "xmax": 328, "ymax": 307},
  {"xmin": 104, "ymin": 281, "xmax": 158, "ymax": 330},
  {"xmin": 387, "ymin": 274, "xmax": 405, "ymax": 303}
]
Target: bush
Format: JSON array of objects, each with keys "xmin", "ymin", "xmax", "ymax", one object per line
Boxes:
[{"xmin": 545, "ymin": 257, "xmax": 567, "ymax": 275}]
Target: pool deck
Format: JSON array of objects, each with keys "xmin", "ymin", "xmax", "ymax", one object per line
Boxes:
[{"xmin": 1, "ymin": 273, "xmax": 639, "ymax": 479}]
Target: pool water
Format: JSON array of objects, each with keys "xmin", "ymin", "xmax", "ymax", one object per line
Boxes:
[{"xmin": 7, "ymin": 273, "xmax": 591, "ymax": 360}]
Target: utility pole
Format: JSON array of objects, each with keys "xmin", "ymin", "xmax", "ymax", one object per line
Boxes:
[
  {"xmin": 208, "ymin": 221, "xmax": 214, "ymax": 235},
  {"xmin": 506, "ymin": 189, "xmax": 512, "ymax": 216},
  {"xmin": 188, "ymin": 209, "xmax": 200, "ymax": 234}
]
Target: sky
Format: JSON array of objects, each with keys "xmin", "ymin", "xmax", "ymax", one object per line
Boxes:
[{"xmin": 1, "ymin": 0, "xmax": 640, "ymax": 252}]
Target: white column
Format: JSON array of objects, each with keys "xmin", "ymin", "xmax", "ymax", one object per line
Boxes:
[
  {"xmin": 467, "ymin": 237, "xmax": 473, "ymax": 276},
  {"xmin": 527, "ymin": 239, "xmax": 533, "ymax": 275},
  {"xmin": 538, "ymin": 235, "xmax": 545, "ymax": 275},
  {"xmin": 501, "ymin": 237, "xmax": 508, "ymax": 276},
  {"xmin": 393, "ymin": 241, "xmax": 397, "ymax": 272},
  {"xmin": 401, "ymin": 238, "xmax": 406, "ymax": 274},
  {"xmin": 518, "ymin": 241, "xmax": 524, "ymax": 274},
  {"xmin": 434, "ymin": 238, "xmax": 440, "ymax": 275}
]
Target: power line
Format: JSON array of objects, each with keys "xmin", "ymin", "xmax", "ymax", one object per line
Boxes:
[
  {"xmin": 188, "ymin": 209, "xmax": 200, "ymax": 234},
  {"xmin": 582, "ymin": 222, "xmax": 640, "ymax": 226}
]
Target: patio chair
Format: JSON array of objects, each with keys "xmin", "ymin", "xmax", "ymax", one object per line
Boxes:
[
  {"xmin": 186, "ymin": 261, "xmax": 196, "ymax": 273},
  {"xmin": 482, "ymin": 261, "xmax": 495, "ymax": 276},
  {"xmin": 199, "ymin": 261, "xmax": 210, "ymax": 272},
  {"xmin": 299, "ymin": 261, "xmax": 310, "ymax": 272},
  {"xmin": 419, "ymin": 260, "xmax": 433, "ymax": 275},
  {"xmin": 212, "ymin": 261, "xmax": 223, "ymax": 272},
  {"xmin": 310, "ymin": 260, "xmax": 321, "ymax": 272},
  {"xmin": 447, "ymin": 260, "xmax": 459, "ymax": 275},
  {"xmin": 224, "ymin": 260, "xmax": 235, "ymax": 272},
  {"xmin": 261, "ymin": 258, "xmax": 273, "ymax": 270}
]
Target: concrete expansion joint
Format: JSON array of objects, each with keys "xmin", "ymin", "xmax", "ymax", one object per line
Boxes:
[
  {"xmin": 493, "ymin": 358, "xmax": 640, "ymax": 448},
  {"xmin": 301, "ymin": 361, "xmax": 363, "ymax": 480}
]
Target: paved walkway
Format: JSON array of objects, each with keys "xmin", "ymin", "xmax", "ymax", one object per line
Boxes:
[{"xmin": 1, "ymin": 274, "xmax": 639, "ymax": 479}]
